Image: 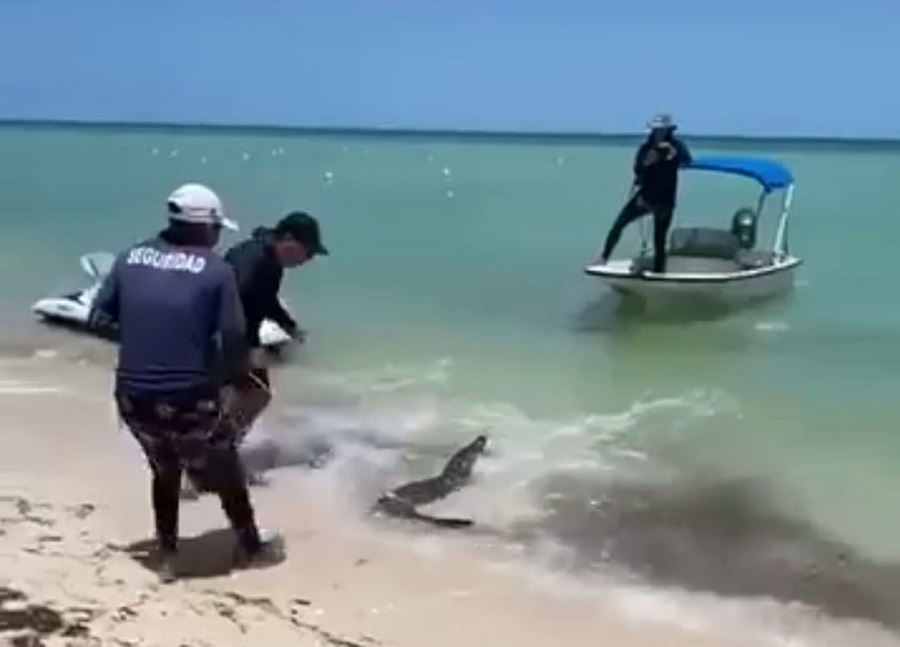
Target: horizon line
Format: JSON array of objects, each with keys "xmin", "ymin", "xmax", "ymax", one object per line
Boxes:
[{"xmin": 2, "ymin": 117, "xmax": 900, "ymax": 148}]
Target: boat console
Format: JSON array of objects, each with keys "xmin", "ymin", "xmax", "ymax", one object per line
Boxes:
[{"xmin": 666, "ymin": 207, "xmax": 773, "ymax": 270}]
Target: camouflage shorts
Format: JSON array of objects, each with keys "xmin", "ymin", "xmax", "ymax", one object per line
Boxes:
[{"xmin": 116, "ymin": 389, "xmax": 241, "ymax": 474}]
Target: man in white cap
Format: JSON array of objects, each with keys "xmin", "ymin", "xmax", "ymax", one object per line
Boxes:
[
  {"xmin": 89, "ymin": 183, "xmax": 283, "ymax": 582},
  {"xmin": 597, "ymin": 112, "xmax": 693, "ymax": 273}
]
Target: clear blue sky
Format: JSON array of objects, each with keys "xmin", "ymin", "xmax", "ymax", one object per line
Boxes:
[{"xmin": 1, "ymin": 0, "xmax": 897, "ymax": 138}]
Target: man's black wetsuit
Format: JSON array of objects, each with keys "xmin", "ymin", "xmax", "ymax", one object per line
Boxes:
[
  {"xmin": 600, "ymin": 134, "xmax": 692, "ymax": 273},
  {"xmin": 224, "ymin": 226, "xmax": 299, "ymax": 354}
]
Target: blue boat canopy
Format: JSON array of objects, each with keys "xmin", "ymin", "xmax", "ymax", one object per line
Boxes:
[{"xmin": 684, "ymin": 156, "xmax": 794, "ymax": 193}]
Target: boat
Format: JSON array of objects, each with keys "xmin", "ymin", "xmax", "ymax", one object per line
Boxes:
[
  {"xmin": 584, "ymin": 155, "xmax": 802, "ymax": 306},
  {"xmin": 31, "ymin": 251, "xmax": 294, "ymax": 349}
]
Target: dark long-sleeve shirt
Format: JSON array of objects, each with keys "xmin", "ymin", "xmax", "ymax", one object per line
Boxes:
[
  {"xmin": 632, "ymin": 137, "xmax": 693, "ymax": 208},
  {"xmin": 223, "ymin": 228, "xmax": 297, "ymax": 348},
  {"xmin": 90, "ymin": 233, "xmax": 248, "ymax": 395}
]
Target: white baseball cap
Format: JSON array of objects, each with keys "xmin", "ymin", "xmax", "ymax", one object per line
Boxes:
[{"xmin": 166, "ymin": 183, "xmax": 238, "ymax": 231}]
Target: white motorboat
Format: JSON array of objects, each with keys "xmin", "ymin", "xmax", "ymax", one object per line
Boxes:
[
  {"xmin": 584, "ymin": 156, "xmax": 802, "ymax": 306},
  {"xmin": 32, "ymin": 251, "xmax": 294, "ymax": 349}
]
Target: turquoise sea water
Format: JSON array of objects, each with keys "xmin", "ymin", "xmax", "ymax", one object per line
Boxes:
[{"xmin": 3, "ymin": 123, "xmax": 900, "ymax": 632}]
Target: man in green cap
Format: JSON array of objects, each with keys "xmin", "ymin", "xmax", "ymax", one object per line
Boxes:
[{"xmin": 184, "ymin": 211, "xmax": 329, "ymax": 495}]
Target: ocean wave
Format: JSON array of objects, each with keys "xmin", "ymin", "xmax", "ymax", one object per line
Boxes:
[
  {"xmin": 12, "ymin": 337, "xmax": 900, "ymax": 638},
  {"xmin": 239, "ymin": 364, "xmax": 900, "ymax": 639}
]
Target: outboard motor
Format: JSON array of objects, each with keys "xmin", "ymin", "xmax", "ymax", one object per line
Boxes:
[{"xmin": 730, "ymin": 207, "xmax": 758, "ymax": 250}]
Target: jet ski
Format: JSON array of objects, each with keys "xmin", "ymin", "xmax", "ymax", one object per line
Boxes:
[{"xmin": 31, "ymin": 252, "xmax": 294, "ymax": 350}]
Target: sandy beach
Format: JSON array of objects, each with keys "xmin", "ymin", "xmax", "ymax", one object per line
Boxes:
[{"xmin": 0, "ymin": 351, "xmax": 778, "ymax": 647}]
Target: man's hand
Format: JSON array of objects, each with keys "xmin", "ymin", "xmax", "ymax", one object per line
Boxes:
[
  {"xmin": 657, "ymin": 141, "xmax": 676, "ymax": 160},
  {"xmin": 284, "ymin": 321, "xmax": 306, "ymax": 342}
]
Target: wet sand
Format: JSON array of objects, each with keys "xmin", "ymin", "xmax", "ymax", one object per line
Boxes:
[
  {"xmin": 0, "ymin": 354, "xmax": 754, "ymax": 647},
  {"xmin": 1, "ymin": 353, "xmax": 898, "ymax": 647}
]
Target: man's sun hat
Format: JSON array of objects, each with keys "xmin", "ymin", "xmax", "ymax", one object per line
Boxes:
[
  {"xmin": 647, "ymin": 112, "xmax": 677, "ymax": 131},
  {"xmin": 166, "ymin": 183, "xmax": 238, "ymax": 231}
]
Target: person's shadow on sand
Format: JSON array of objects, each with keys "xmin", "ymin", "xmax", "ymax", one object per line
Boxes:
[{"xmin": 122, "ymin": 529, "xmax": 285, "ymax": 580}]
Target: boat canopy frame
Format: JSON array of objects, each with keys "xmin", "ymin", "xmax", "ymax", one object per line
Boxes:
[{"xmin": 683, "ymin": 156, "xmax": 796, "ymax": 257}]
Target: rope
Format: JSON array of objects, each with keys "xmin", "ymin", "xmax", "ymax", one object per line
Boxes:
[
  {"xmin": 637, "ymin": 213, "xmax": 650, "ymax": 257},
  {"xmin": 628, "ymin": 185, "xmax": 650, "ymax": 257},
  {"xmin": 247, "ymin": 371, "xmax": 272, "ymax": 394},
  {"xmin": 215, "ymin": 370, "xmax": 273, "ymax": 443}
]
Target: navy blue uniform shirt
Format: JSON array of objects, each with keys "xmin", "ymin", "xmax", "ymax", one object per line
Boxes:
[{"xmin": 90, "ymin": 233, "xmax": 248, "ymax": 395}]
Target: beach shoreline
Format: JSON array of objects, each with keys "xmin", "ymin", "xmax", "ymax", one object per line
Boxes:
[
  {"xmin": 0, "ymin": 354, "xmax": 794, "ymax": 647},
  {"xmin": 2, "ymin": 337, "xmax": 900, "ymax": 647}
]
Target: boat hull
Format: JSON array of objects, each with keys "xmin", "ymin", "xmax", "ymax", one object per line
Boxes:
[{"xmin": 584, "ymin": 256, "xmax": 802, "ymax": 306}]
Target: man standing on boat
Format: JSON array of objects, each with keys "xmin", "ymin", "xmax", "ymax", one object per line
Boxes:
[{"xmin": 597, "ymin": 113, "xmax": 692, "ymax": 273}]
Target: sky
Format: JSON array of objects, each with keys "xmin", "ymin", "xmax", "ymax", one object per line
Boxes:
[{"xmin": 0, "ymin": 0, "xmax": 898, "ymax": 139}]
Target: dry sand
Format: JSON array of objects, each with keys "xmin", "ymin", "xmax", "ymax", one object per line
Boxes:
[{"xmin": 0, "ymin": 353, "xmax": 875, "ymax": 647}]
